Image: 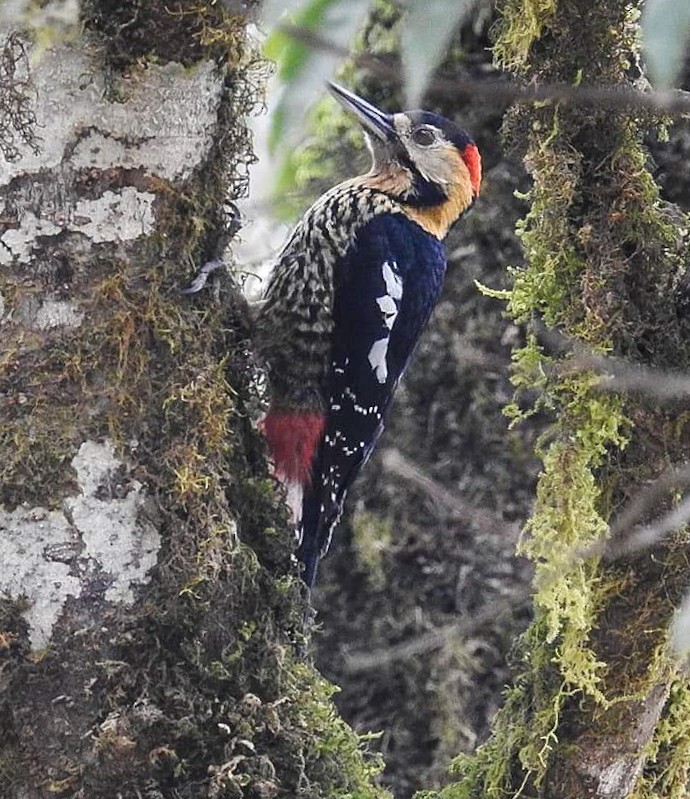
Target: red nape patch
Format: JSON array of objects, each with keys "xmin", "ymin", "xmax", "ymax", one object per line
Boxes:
[
  {"xmin": 462, "ymin": 143, "xmax": 482, "ymax": 196},
  {"xmin": 260, "ymin": 410, "xmax": 326, "ymax": 485}
]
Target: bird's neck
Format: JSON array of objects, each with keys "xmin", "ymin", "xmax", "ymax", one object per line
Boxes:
[
  {"xmin": 356, "ymin": 166, "xmax": 474, "ymax": 240},
  {"xmin": 404, "ymin": 180, "xmax": 475, "ymax": 239},
  {"xmin": 357, "ymin": 162, "xmax": 414, "ymax": 198}
]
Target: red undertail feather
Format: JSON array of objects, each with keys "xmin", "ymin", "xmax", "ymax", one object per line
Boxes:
[
  {"xmin": 261, "ymin": 410, "xmax": 326, "ymax": 484},
  {"xmin": 462, "ymin": 143, "xmax": 482, "ymax": 196}
]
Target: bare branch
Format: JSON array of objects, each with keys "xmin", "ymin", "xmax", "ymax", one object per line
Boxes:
[
  {"xmin": 343, "ymin": 591, "xmax": 528, "ymax": 674},
  {"xmin": 572, "ymin": 353, "xmax": 690, "ymax": 401},
  {"xmin": 536, "ymin": 325, "xmax": 690, "ymax": 402},
  {"xmin": 380, "ymin": 449, "xmax": 519, "ymax": 541},
  {"xmin": 564, "ymin": 463, "xmax": 690, "ymax": 564},
  {"xmin": 606, "ymin": 494, "xmax": 690, "ymax": 559},
  {"xmin": 280, "ymin": 23, "xmax": 690, "ymax": 118},
  {"xmin": 608, "ymin": 463, "xmax": 690, "ymax": 540}
]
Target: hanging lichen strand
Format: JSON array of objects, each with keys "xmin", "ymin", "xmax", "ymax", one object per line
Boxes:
[{"xmin": 417, "ymin": 1, "xmax": 690, "ymax": 798}]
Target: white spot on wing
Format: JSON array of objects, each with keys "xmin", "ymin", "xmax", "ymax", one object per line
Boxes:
[
  {"xmin": 368, "ymin": 261, "xmax": 403, "ymax": 384},
  {"xmin": 376, "ymin": 294, "xmax": 398, "ymax": 329},
  {"xmin": 368, "ymin": 337, "xmax": 389, "ymax": 383},
  {"xmin": 382, "ymin": 261, "xmax": 403, "ymax": 300}
]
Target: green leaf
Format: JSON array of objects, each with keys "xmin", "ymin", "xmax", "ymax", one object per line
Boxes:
[
  {"xmin": 264, "ymin": 0, "xmax": 333, "ymax": 82},
  {"xmin": 401, "ymin": 0, "xmax": 477, "ymax": 108},
  {"xmin": 266, "ymin": 0, "xmax": 372, "ymax": 154},
  {"xmin": 642, "ymin": 0, "xmax": 690, "ymax": 89}
]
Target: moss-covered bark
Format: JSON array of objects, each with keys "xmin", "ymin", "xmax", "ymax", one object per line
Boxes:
[
  {"xmin": 0, "ymin": 4, "xmax": 388, "ymax": 797},
  {"xmin": 421, "ymin": 2, "xmax": 690, "ymax": 797}
]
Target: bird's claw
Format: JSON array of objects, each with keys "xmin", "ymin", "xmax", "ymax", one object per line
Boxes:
[{"xmin": 180, "ymin": 258, "xmax": 226, "ymax": 295}]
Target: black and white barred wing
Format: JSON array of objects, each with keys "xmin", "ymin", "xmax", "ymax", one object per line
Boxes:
[{"xmin": 297, "ymin": 214, "xmax": 446, "ymax": 585}]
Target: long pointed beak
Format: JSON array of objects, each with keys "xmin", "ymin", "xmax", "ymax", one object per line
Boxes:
[{"xmin": 327, "ymin": 82, "xmax": 396, "ymax": 142}]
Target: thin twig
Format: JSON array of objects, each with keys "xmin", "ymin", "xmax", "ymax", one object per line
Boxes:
[
  {"xmin": 574, "ymin": 478, "xmax": 690, "ymax": 565},
  {"xmin": 343, "ymin": 591, "xmax": 527, "ymax": 674},
  {"xmin": 380, "ymin": 449, "xmax": 520, "ymax": 540},
  {"xmin": 606, "ymin": 494, "xmax": 690, "ymax": 559},
  {"xmin": 609, "ymin": 463, "xmax": 690, "ymax": 540},
  {"xmin": 571, "ymin": 353, "xmax": 690, "ymax": 401},
  {"xmin": 280, "ymin": 24, "xmax": 690, "ymax": 117},
  {"xmin": 536, "ymin": 324, "xmax": 690, "ymax": 402}
]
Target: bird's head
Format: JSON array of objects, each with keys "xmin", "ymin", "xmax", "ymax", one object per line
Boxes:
[{"xmin": 328, "ymin": 82, "xmax": 481, "ymax": 238}]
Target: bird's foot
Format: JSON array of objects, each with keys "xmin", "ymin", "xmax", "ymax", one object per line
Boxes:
[{"xmin": 180, "ymin": 258, "xmax": 227, "ymax": 295}]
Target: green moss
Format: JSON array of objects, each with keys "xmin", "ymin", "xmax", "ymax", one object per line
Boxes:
[
  {"xmin": 422, "ymin": 1, "xmax": 690, "ymax": 797},
  {"xmin": 507, "ymin": 146, "xmax": 583, "ymax": 331},
  {"xmin": 492, "ymin": 0, "xmax": 558, "ymax": 71},
  {"xmin": 0, "ymin": 404, "xmax": 79, "ymax": 507},
  {"xmin": 351, "ymin": 510, "xmax": 393, "ymax": 588},
  {"xmin": 81, "ymin": 0, "xmax": 253, "ymax": 71},
  {"xmin": 634, "ymin": 679, "xmax": 690, "ymax": 799},
  {"xmin": 284, "ymin": 661, "xmax": 389, "ymax": 797}
]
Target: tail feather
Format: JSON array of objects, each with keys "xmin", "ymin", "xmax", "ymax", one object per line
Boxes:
[
  {"xmin": 261, "ymin": 407, "xmax": 329, "ymax": 587},
  {"xmin": 297, "ymin": 479, "xmax": 345, "ymax": 589},
  {"xmin": 296, "ymin": 484, "xmax": 325, "ymax": 589},
  {"xmin": 295, "ymin": 424, "xmax": 385, "ymax": 588},
  {"xmin": 261, "ymin": 405, "xmax": 363, "ymax": 589}
]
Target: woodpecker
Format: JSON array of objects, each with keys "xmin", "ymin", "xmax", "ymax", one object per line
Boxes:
[{"xmin": 258, "ymin": 83, "xmax": 481, "ymax": 589}]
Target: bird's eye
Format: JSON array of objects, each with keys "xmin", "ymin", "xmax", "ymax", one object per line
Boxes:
[{"xmin": 411, "ymin": 126, "xmax": 437, "ymax": 146}]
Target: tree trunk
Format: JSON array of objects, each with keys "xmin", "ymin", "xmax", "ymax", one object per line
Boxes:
[
  {"xmin": 0, "ymin": 5, "xmax": 387, "ymax": 798},
  {"xmin": 424, "ymin": 1, "xmax": 690, "ymax": 797}
]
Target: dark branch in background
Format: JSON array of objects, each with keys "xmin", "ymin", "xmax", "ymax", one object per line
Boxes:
[
  {"xmin": 567, "ymin": 352, "xmax": 690, "ymax": 401},
  {"xmin": 608, "ymin": 463, "xmax": 690, "ymax": 541},
  {"xmin": 607, "ymin": 494, "xmax": 690, "ymax": 559},
  {"xmin": 343, "ymin": 592, "xmax": 529, "ymax": 674},
  {"xmin": 280, "ymin": 23, "xmax": 690, "ymax": 117},
  {"xmin": 381, "ymin": 449, "xmax": 519, "ymax": 540},
  {"xmin": 535, "ymin": 323, "xmax": 690, "ymax": 401},
  {"xmin": 567, "ymin": 463, "xmax": 690, "ymax": 565},
  {"xmin": 346, "ymin": 348, "xmax": 690, "ymax": 671}
]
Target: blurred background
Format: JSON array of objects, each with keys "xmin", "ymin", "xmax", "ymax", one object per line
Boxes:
[
  {"xmin": 236, "ymin": 4, "xmax": 539, "ymax": 795},
  {"xmin": 233, "ymin": 1, "xmax": 690, "ymax": 794}
]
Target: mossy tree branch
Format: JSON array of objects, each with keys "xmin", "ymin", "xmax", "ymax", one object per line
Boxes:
[
  {"xmin": 420, "ymin": 1, "xmax": 690, "ymax": 797},
  {"xmin": 0, "ymin": 3, "xmax": 389, "ymax": 797}
]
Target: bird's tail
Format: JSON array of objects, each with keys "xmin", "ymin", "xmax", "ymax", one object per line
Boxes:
[
  {"xmin": 297, "ymin": 473, "xmax": 346, "ymax": 589},
  {"xmin": 296, "ymin": 484, "xmax": 326, "ymax": 589},
  {"xmin": 260, "ymin": 406, "xmax": 329, "ymax": 587}
]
